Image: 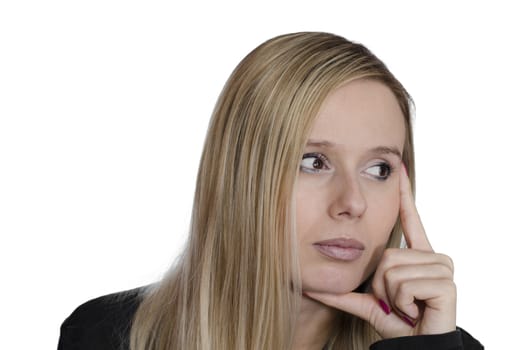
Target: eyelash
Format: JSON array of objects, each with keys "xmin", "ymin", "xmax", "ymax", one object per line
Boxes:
[
  {"xmin": 300, "ymin": 152, "xmax": 394, "ymax": 181},
  {"xmin": 300, "ymin": 152, "xmax": 330, "ymax": 174},
  {"xmin": 368, "ymin": 162, "xmax": 394, "ymax": 181}
]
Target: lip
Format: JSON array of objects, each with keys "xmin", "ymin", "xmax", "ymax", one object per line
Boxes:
[{"xmin": 313, "ymin": 238, "xmax": 365, "ymax": 262}]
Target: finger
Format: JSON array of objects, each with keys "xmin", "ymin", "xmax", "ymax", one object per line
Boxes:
[
  {"xmin": 375, "ymin": 249, "xmax": 454, "ymax": 275},
  {"xmin": 383, "ymin": 263, "xmax": 454, "ymax": 319},
  {"xmin": 400, "ymin": 165, "xmax": 432, "ymax": 251},
  {"xmin": 304, "ymin": 291, "xmax": 416, "ymax": 338},
  {"xmin": 370, "ymin": 249, "xmax": 455, "ymax": 317},
  {"xmin": 304, "ymin": 291, "xmax": 387, "ymax": 327},
  {"xmin": 392, "ymin": 278, "xmax": 457, "ymax": 333},
  {"xmin": 393, "ymin": 278, "xmax": 457, "ymax": 310}
]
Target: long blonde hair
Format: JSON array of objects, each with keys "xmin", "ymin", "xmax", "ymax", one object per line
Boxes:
[{"xmin": 130, "ymin": 32, "xmax": 415, "ymax": 350}]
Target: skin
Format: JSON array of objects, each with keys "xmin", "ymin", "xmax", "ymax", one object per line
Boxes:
[{"xmin": 291, "ymin": 79, "xmax": 456, "ymax": 349}]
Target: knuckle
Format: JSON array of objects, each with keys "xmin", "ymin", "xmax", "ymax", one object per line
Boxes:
[
  {"xmin": 445, "ymin": 279, "xmax": 457, "ymax": 295},
  {"xmin": 437, "ymin": 263, "xmax": 454, "ymax": 279},
  {"xmin": 383, "ymin": 268, "xmax": 399, "ymax": 297},
  {"xmin": 394, "ymin": 296, "xmax": 409, "ymax": 314},
  {"xmin": 375, "ymin": 249, "xmax": 392, "ymax": 273},
  {"xmin": 393, "ymin": 281, "xmax": 414, "ymax": 310},
  {"xmin": 384, "ymin": 266, "xmax": 400, "ymax": 284},
  {"xmin": 381, "ymin": 248, "xmax": 399, "ymax": 265},
  {"xmin": 435, "ymin": 279, "xmax": 457, "ymax": 300},
  {"xmin": 371, "ymin": 277, "xmax": 384, "ymax": 297},
  {"xmin": 396, "ymin": 279, "xmax": 412, "ymax": 298},
  {"xmin": 439, "ymin": 253, "xmax": 455, "ymax": 272}
]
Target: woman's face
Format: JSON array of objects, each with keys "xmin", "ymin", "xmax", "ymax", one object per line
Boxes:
[{"xmin": 295, "ymin": 79, "xmax": 406, "ymax": 294}]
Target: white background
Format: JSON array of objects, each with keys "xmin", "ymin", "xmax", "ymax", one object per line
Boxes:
[{"xmin": 1, "ymin": 1, "xmax": 526, "ymax": 348}]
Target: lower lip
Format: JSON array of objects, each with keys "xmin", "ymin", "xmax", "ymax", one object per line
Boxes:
[{"xmin": 313, "ymin": 244, "xmax": 364, "ymax": 261}]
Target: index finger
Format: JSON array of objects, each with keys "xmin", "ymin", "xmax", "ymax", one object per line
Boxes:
[{"xmin": 400, "ymin": 165, "xmax": 433, "ymax": 251}]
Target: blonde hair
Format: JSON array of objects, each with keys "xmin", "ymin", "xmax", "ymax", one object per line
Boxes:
[{"xmin": 130, "ymin": 32, "xmax": 415, "ymax": 350}]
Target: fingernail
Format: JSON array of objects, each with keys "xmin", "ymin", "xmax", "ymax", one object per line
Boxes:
[
  {"xmin": 401, "ymin": 315, "xmax": 416, "ymax": 328},
  {"xmin": 378, "ymin": 299, "xmax": 391, "ymax": 315}
]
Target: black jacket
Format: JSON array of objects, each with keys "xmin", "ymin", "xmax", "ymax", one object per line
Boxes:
[{"xmin": 58, "ymin": 287, "xmax": 484, "ymax": 350}]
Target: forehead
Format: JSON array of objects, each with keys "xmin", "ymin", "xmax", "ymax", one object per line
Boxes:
[{"xmin": 309, "ymin": 79, "xmax": 405, "ymax": 151}]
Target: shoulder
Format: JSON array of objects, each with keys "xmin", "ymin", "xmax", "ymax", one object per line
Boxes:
[
  {"xmin": 370, "ymin": 327, "xmax": 483, "ymax": 350},
  {"xmin": 58, "ymin": 286, "xmax": 148, "ymax": 350}
]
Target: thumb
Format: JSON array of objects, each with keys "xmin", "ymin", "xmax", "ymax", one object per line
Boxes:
[{"xmin": 304, "ymin": 291, "xmax": 386, "ymax": 327}]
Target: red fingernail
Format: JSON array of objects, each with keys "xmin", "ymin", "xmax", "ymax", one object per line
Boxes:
[
  {"xmin": 378, "ymin": 299, "xmax": 391, "ymax": 315},
  {"xmin": 401, "ymin": 315, "xmax": 416, "ymax": 328}
]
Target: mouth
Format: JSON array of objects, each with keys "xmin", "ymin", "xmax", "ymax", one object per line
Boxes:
[{"xmin": 313, "ymin": 238, "xmax": 365, "ymax": 262}]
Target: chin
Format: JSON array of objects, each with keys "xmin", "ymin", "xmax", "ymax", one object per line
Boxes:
[{"xmin": 301, "ymin": 265, "xmax": 369, "ymax": 294}]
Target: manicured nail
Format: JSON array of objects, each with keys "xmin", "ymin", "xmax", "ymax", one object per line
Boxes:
[
  {"xmin": 378, "ymin": 299, "xmax": 391, "ymax": 315},
  {"xmin": 401, "ymin": 315, "xmax": 416, "ymax": 328}
]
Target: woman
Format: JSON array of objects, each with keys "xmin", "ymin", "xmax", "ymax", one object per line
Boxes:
[{"xmin": 58, "ymin": 32, "xmax": 483, "ymax": 349}]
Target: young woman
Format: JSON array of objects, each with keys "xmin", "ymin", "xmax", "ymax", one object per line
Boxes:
[{"xmin": 58, "ymin": 32, "xmax": 483, "ymax": 349}]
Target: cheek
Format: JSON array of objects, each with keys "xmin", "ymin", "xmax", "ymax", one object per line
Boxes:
[
  {"xmin": 362, "ymin": 187, "xmax": 400, "ymax": 273},
  {"xmin": 294, "ymin": 182, "xmax": 323, "ymax": 241},
  {"xmin": 369, "ymin": 184, "xmax": 400, "ymax": 236}
]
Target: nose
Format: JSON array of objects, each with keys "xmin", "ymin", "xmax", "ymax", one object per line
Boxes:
[{"xmin": 329, "ymin": 174, "xmax": 367, "ymax": 219}]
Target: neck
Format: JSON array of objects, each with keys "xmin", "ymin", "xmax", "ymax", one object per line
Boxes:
[{"xmin": 292, "ymin": 294, "xmax": 338, "ymax": 350}]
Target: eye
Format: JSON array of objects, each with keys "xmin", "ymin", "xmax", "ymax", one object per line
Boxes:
[
  {"xmin": 365, "ymin": 162, "xmax": 393, "ymax": 180},
  {"xmin": 300, "ymin": 153, "xmax": 330, "ymax": 174}
]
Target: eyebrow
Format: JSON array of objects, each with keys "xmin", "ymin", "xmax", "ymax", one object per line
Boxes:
[{"xmin": 306, "ymin": 139, "xmax": 402, "ymax": 159}]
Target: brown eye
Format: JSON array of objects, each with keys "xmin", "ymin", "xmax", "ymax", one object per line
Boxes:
[
  {"xmin": 365, "ymin": 163, "xmax": 393, "ymax": 180},
  {"xmin": 300, "ymin": 153, "xmax": 330, "ymax": 174},
  {"xmin": 312, "ymin": 158, "xmax": 324, "ymax": 169}
]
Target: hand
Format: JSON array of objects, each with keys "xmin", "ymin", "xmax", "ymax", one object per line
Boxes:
[{"xmin": 304, "ymin": 165, "xmax": 457, "ymax": 339}]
